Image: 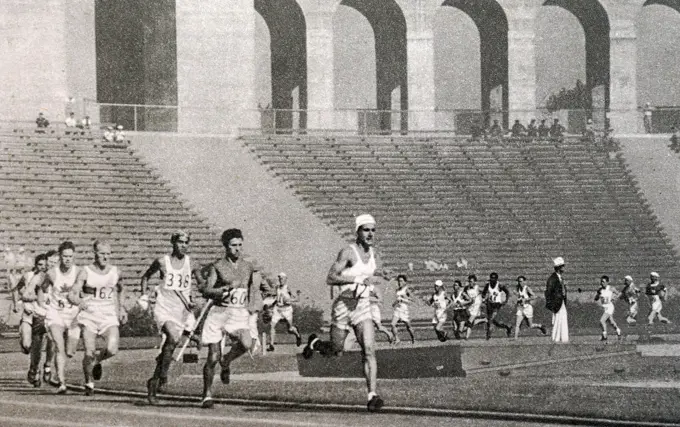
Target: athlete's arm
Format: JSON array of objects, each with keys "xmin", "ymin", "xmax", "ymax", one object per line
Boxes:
[
  {"xmin": 526, "ymin": 286, "xmax": 536, "ymax": 301},
  {"xmin": 594, "ymin": 289, "xmax": 602, "ymax": 302},
  {"xmin": 247, "ymin": 270, "xmax": 263, "ymax": 313},
  {"xmin": 326, "ymin": 247, "xmax": 360, "ymax": 286},
  {"xmin": 68, "ymin": 268, "xmax": 87, "ymax": 306},
  {"xmin": 22, "ymin": 273, "xmax": 42, "ymax": 302},
  {"xmin": 116, "ymin": 275, "xmax": 128, "ymax": 324},
  {"xmin": 140, "ymin": 258, "xmax": 162, "ymax": 294},
  {"xmin": 37, "ymin": 270, "xmax": 54, "ymax": 309},
  {"xmin": 201, "ymin": 264, "xmax": 224, "ymax": 300}
]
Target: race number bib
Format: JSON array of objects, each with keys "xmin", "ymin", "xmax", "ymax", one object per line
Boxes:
[
  {"xmin": 164, "ymin": 273, "xmax": 191, "ymax": 291},
  {"xmin": 222, "ymin": 288, "xmax": 248, "ymax": 307},
  {"xmin": 95, "ymin": 287, "xmax": 115, "ymax": 300}
]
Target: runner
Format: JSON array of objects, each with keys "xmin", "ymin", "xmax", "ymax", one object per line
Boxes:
[
  {"xmin": 513, "ymin": 275, "xmax": 547, "ymax": 339},
  {"xmin": 620, "ymin": 275, "xmax": 640, "ymax": 324},
  {"xmin": 482, "ymin": 272, "xmax": 513, "ymax": 339},
  {"xmin": 464, "ymin": 274, "xmax": 487, "ymax": 339},
  {"xmin": 17, "ymin": 254, "xmax": 48, "ymax": 386},
  {"xmin": 646, "ymin": 272, "xmax": 670, "ymax": 325},
  {"xmin": 427, "ymin": 280, "xmax": 450, "ymax": 342},
  {"xmin": 594, "ymin": 275, "xmax": 621, "ymax": 341},
  {"xmin": 38, "ymin": 241, "xmax": 84, "ymax": 394},
  {"xmin": 70, "ymin": 241, "xmax": 127, "ymax": 395},
  {"xmin": 450, "ymin": 280, "xmax": 471, "ymax": 340},
  {"xmin": 199, "ymin": 229, "xmax": 262, "ymax": 408},
  {"xmin": 142, "ymin": 231, "xmax": 195, "ymax": 405},
  {"xmin": 302, "ymin": 214, "xmax": 390, "ymax": 412},
  {"xmin": 267, "ymin": 272, "xmax": 302, "ymax": 352},
  {"xmin": 390, "ymin": 274, "xmax": 415, "ymax": 344}
]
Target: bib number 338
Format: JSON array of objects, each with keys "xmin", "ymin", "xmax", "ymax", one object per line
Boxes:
[{"xmin": 165, "ymin": 273, "xmax": 191, "ymax": 291}]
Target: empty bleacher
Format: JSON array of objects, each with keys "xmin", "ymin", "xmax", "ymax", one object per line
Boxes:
[
  {"xmin": 0, "ymin": 129, "xmax": 223, "ymax": 287},
  {"xmin": 243, "ymin": 134, "xmax": 680, "ymax": 295}
]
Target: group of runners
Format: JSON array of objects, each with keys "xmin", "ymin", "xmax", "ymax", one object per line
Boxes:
[
  {"xmin": 11, "ymin": 213, "xmax": 674, "ymax": 414},
  {"xmin": 416, "ymin": 270, "xmax": 671, "ymax": 344}
]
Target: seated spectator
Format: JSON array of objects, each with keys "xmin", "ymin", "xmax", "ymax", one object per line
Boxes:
[
  {"xmin": 537, "ymin": 119, "xmax": 550, "ymax": 138},
  {"xmin": 549, "ymin": 118, "xmax": 565, "ymax": 138},
  {"xmin": 103, "ymin": 126, "xmax": 114, "ymax": 142},
  {"xmin": 582, "ymin": 118, "xmax": 595, "ymax": 142},
  {"xmin": 470, "ymin": 122, "xmax": 485, "ymax": 140},
  {"xmin": 527, "ymin": 119, "xmax": 538, "ymax": 138},
  {"xmin": 65, "ymin": 112, "xmax": 77, "ymax": 128},
  {"xmin": 35, "ymin": 112, "xmax": 50, "ymax": 133},
  {"xmin": 78, "ymin": 115, "xmax": 91, "ymax": 130},
  {"xmin": 510, "ymin": 119, "xmax": 526, "ymax": 138},
  {"xmin": 114, "ymin": 125, "xmax": 126, "ymax": 143},
  {"xmin": 488, "ymin": 119, "xmax": 503, "ymax": 138}
]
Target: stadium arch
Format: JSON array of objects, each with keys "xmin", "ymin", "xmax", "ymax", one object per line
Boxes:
[
  {"xmin": 441, "ymin": 0, "xmax": 509, "ymax": 129},
  {"xmin": 541, "ymin": 0, "xmax": 610, "ymax": 116},
  {"xmin": 334, "ymin": 0, "xmax": 408, "ymax": 132},
  {"xmin": 254, "ymin": 0, "xmax": 307, "ymax": 131}
]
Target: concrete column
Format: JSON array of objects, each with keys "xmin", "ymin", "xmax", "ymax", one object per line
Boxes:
[
  {"xmin": 305, "ymin": 8, "xmax": 335, "ymax": 130},
  {"xmin": 0, "ymin": 0, "xmax": 69, "ymax": 122},
  {"xmin": 505, "ymin": 1, "xmax": 538, "ymax": 125},
  {"xmin": 176, "ymin": 0, "xmax": 257, "ymax": 134},
  {"xmin": 65, "ymin": 0, "xmax": 97, "ymax": 122},
  {"xmin": 404, "ymin": 1, "xmax": 436, "ymax": 131},
  {"xmin": 609, "ymin": 19, "xmax": 639, "ymax": 133}
]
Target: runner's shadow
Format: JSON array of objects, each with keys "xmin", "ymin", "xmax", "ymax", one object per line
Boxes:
[{"xmin": 242, "ymin": 406, "xmax": 313, "ymax": 414}]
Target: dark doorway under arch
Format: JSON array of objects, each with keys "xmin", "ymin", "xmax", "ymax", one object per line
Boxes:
[
  {"xmin": 543, "ymin": 0, "xmax": 610, "ymax": 112},
  {"xmin": 255, "ymin": 0, "xmax": 307, "ymax": 131},
  {"xmin": 442, "ymin": 0, "xmax": 508, "ymax": 128},
  {"xmin": 340, "ymin": 0, "xmax": 408, "ymax": 132}
]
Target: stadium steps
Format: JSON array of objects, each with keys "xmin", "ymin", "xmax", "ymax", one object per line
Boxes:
[
  {"xmin": 243, "ymin": 135, "xmax": 680, "ymax": 298},
  {"xmin": 0, "ymin": 133, "xmax": 224, "ymax": 287}
]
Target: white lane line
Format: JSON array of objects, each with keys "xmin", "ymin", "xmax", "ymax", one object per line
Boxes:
[
  {"xmin": 0, "ymin": 397, "xmax": 350, "ymax": 427},
  {"xmin": 0, "ymin": 415, "xmax": 109, "ymax": 427}
]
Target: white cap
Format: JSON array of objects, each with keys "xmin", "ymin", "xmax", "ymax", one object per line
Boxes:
[
  {"xmin": 278, "ymin": 272, "xmax": 287, "ymax": 278},
  {"xmin": 116, "ymin": 125, "xmax": 123, "ymax": 130},
  {"xmin": 355, "ymin": 214, "xmax": 376, "ymax": 231},
  {"xmin": 624, "ymin": 275, "xmax": 633, "ymax": 282},
  {"xmin": 435, "ymin": 280, "xmax": 443, "ymax": 287},
  {"xmin": 651, "ymin": 272, "xmax": 660, "ymax": 278},
  {"xmin": 553, "ymin": 257, "xmax": 565, "ymax": 267}
]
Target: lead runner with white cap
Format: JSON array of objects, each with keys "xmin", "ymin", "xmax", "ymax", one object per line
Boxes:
[{"xmin": 302, "ymin": 214, "xmax": 391, "ymax": 412}]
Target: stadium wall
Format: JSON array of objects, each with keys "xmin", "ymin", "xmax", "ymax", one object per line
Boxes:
[
  {"xmin": 128, "ymin": 132, "xmax": 346, "ymax": 314},
  {"xmin": 618, "ymin": 136, "xmax": 680, "ymax": 255}
]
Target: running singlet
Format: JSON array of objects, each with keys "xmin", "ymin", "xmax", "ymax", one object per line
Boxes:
[
  {"xmin": 466, "ymin": 286, "xmax": 482, "ymax": 306},
  {"xmin": 275, "ymin": 285, "xmax": 292, "ymax": 307},
  {"xmin": 49, "ymin": 266, "xmax": 78, "ymax": 311},
  {"xmin": 451, "ymin": 290, "xmax": 467, "ymax": 310},
  {"xmin": 21, "ymin": 271, "xmax": 36, "ymax": 313},
  {"xmin": 339, "ymin": 244, "xmax": 376, "ymax": 299},
  {"xmin": 518, "ymin": 286, "xmax": 531, "ymax": 306},
  {"xmin": 487, "ymin": 283, "xmax": 505, "ymax": 304},
  {"xmin": 598, "ymin": 286, "xmax": 614, "ymax": 306},
  {"xmin": 431, "ymin": 291, "xmax": 448, "ymax": 310},
  {"xmin": 82, "ymin": 266, "xmax": 119, "ymax": 314},
  {"xmin": 393, "ymin": 286, "xmax": 410, "ymax": 308},
  {"xmin": 212, "ymin": 258, "xmax": 255, "ymax": 308},
  {"xmin": 156, "ymin": 255, "xmax": 191, "ymax": 313}
]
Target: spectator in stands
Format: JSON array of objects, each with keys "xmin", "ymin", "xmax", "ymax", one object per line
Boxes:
[
  {"xmin": 527, "ymin": 119, "xmax": 538, "ymax": 138},
  {"xmin": 643, "ymin": 102, "xmax": 654, "ymax": 134},
  {"xmin": 114, "ymin": 125, "xmax": 126, "ymax": 143},
  {"xmin": 103, "ymin": 126, "xmax": 114, "ymax": 142},
  {"xmin": 510, "ymin": 120, "xmax": 526, "ymax": 138},
  {"xmin": 582, "ymin": 118, "xmax": 595, "ymax": 143},
  {"xmin": 538, "ymin": 119, "xmax": 550, "ymax": 138},
  {"xmin": 488, "ymin": 119, "xmax": 503, "ymax": 138},
  {"xmin": 65, "ymin": 112, "xmax": 77, "ymax": 128},
  {"xmin": 470, "ymin": 121, "xmax": 485, "ymax": 141},
  {"xmin": 549, "ymin": 118, "xmax": 565, "ymax": 138},
  {"xmin": 35, "ymin": 112, "xmax": 50, "ymax": 133},
  {"xmin": 77, "ymin": 115, "xmax": 91, "ymax": 130}
]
